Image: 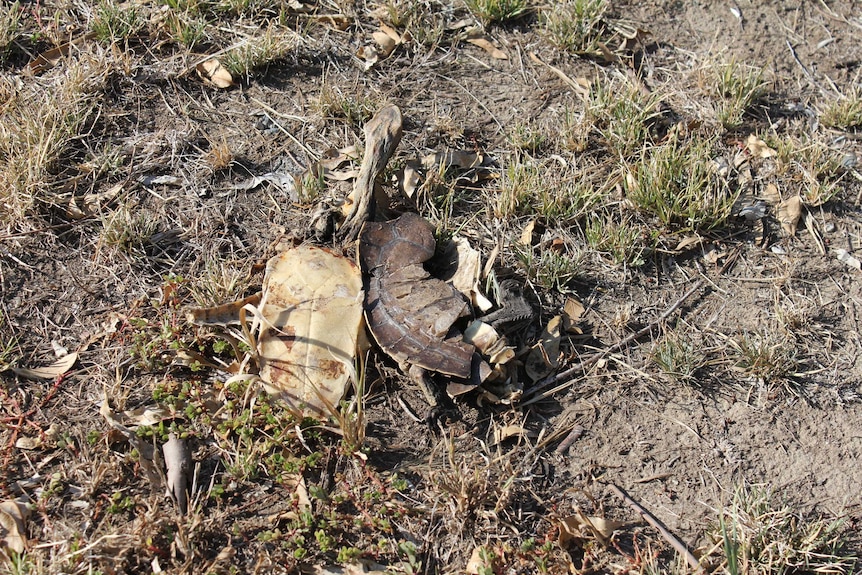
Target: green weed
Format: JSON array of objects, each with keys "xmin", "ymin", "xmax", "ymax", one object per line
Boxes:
[
  {"xmin": 541, "ymin": 0, "xmax": 608, "ymax": 54},
  {"xmin": 652, "ymin": 329, "xmax": 706, "ymax": 382},
  {"xmin": 820, "ymin": 88, "xmax": 862, "ymax": 130},
  {"xmin": 92, "ymin": 0, "xmax": 145, "ymax": 43},
  {"xmin": 0, "ymin": 2, "xmax": 20, "ymax": 58},
  {"xmin": 587, "ymin": 78, "xmax": 664, "ymax": 157},
  {"xmin": 585, "ymin": 213, "xmax": 649, "ymax": 266},
  {"xmin": 221, "ymin": 26, "xmax": 296, "ymax": 79},
  {"xmin": 624, "ymin": 137, "xmax": 737, "ymax": 231},
  {"xmin": 712, "ymin": 483, "xmax": 855, "ymax": 574},
  {"xmin": 515, "ymin": 241, "xmax": 581, "ymax": 292},
  {"xmin": 729, "ymin": 331, "xmax": 796, "ymax": 381},
  {"xmin": 465, "ymin": 0, "xmax": 528, "ymax": 26},
  {"xmin": 709, "ymin": 58, "xmax": 768, "ymax": 130}
]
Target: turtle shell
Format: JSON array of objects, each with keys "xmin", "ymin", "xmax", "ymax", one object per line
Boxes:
[{"xmin": 360, "ymin": 213, "xmax": 474, "ymax": 379}]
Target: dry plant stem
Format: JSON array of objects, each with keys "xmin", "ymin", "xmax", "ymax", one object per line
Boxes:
[
  {"xmin": 521, "ymin": 279, "xmax": 705, "ymax": 406},
  {"xmin": 337, "ymin": 105, "xmax": 403, "ymax": 242},
  {"xmin": 608, "ymin": 484, "xmax": 705, "ymax": 573}
]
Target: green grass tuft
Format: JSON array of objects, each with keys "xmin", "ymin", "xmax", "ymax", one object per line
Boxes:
[
  {"xmin": 624, "ymin": 137, "xmax": 738, "ymax": 231},
  {"xmin": 541, "ymin": 0, "xmax": 608, "ymax": 54}
]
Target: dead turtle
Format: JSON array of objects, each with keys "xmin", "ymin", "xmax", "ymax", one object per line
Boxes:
[{"xmin": 359, "ymin": 212, "xmax": 484, "ymax": 417}]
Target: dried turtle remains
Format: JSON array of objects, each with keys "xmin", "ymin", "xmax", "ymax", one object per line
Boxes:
[{"xmin": 359, "ymin": 212, "xmax": 489, "ymax": 412}]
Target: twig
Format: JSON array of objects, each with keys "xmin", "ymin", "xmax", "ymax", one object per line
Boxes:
[
  {"xmin": 608, "ymin": 483, "xmax": 705, "ymax": 573},
  {"xmin": 554, "ymin": 424, "xmax": 584, "ymax": 455},
  {"xmin": 528, "ymin": 52, "xmax": 590, "ymax": 101},
  {"xmin": 520, "ymin": 279, "xmax": 704, "ymax": 406},
  {"xmin": 785, "ymin": 39, "xmax": 831, "ymax": 96}
]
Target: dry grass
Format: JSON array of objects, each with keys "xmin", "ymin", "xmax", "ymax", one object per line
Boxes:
[{"xmin": 0, "ymin": 58, "xmax": 104, "ymax": 229}]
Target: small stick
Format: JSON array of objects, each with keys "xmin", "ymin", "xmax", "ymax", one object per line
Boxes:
[
  {"xmin": 554, "ymin": 424, "xmax": 585, "ymax": 455},
  {"xmin": 608, "ymin": 483, "xmax": 704, "ymax": 574},
  {"xmin": 520, "ymin": 279, "xmax": 704, "ymax": 406}
]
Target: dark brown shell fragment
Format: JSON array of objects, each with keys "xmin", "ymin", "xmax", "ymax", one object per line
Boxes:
[{"xmin": 360, "ymin": 213, "xmax": 474, "ymax": 379}]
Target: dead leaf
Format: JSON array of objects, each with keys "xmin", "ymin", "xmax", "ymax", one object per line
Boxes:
[
  {"xmin": 11, "ymin": 352, "xmax": 78, "ymax": 380},
  {"xmin": 27, "ymin": 33, "xmax": 95, "ymax": 74},
  {"xmin": 836, "ymin": 249, "xmax": 862, "ymax": 271},
  {"xmin": 196, "ymin": 59, "xmax": 234, "ymax": 89},
  {"xmin": 529, "ymin": 52, "xmax": 590, "ymax": 100},
  {"xmin": 762, "ymin": 182, "xmax": 781, "ymax": 205},
  {"xmin": 232, "ymin": 171, "xmax": 299, "ymax": 200},
  {"xmin": 99, "ymin": 397, "xmax": 162, "ymax": 490},
  {"xmin": 356, "ymin": 45, "xmax": 379, "ymax": 69},
  {"xmin": 466, "ymin": 546, "xmax": 490, "ymax": 574},
  {"xmin": 438, "ymin": 236, "xmax": 493, "ymax": 312},
  {"xmin": 0, "ymin": 498, "xmax": 30, "ymax": 554},
  {"xmin": 746, "ymin": 134, "xmax": 777, "ymax": 159},
  {"xmin": 525, "ymin": 316, "xmax": 562, "ymax": 381},
  {"xmin": 311, "ymin": 13, "xmax": 352, "ymax": 31},
  {"xmin": 372, "ymin": 31, "xmax": 397, "ymax": 58},
  {"xmin": 15, "ymin": 436, "xmax": 42, "ymax": 450},
  {"xmin": 559, "ymin": 513, "xmax": 628, "ymax": 546},
  {"xmin": 67, "ymin": 182, "xmax": 123, "ymax": 219},
  {"xmin": 163, "ymin": 434, "xmax": 190, "ymax": 514},
  {"xmin": 255, "ymin": 246, "xmax": 365, "ymax": 417},
  {"xmin": 421, "ymin": 149, "xmax": 483, "ymax": 170},
  {"xmin": 467, "ymin": 37, "xmax": 508, "ymax": 59},
  {"xmin": 777, "ymin": 195, "xmax": 802, "ymax": 236},
  {"xmin": 674, "ymin": 235, "xmax": 704, "ymax": 252},
  {"xmin": 187, "ymin": 293, "xmax": 262, "ymax": 327},
  {"xmin": 562, "ymin": 297, "xmax": 585, "ymax": 333},
  {"xmin": 493, "ymin": 424, "xmax": 537, "ymax": 445},
  {"xmin": 463, "ymin": 320, "xmax": 515, "ymax": 365},
  {"xmin": 519, "ymin": 219, "xmax": 537, "ymax": 245}
]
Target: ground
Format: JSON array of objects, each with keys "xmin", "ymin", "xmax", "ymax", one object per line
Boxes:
[{"xmin": 1, "ymin": 0, "xmax": 861, "ymax": 574}]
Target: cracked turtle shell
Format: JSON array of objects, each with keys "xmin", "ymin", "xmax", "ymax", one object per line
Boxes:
[{"xmin": 360, "ymin": 213, "xmax": 475, "ymax": 379}]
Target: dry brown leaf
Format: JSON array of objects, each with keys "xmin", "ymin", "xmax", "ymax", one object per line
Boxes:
[
  {"xmin": 312, "ymin": 14, "xmax": 351, "ymax": 31},
  {"xmin": 525, "ymin": 316, "xmax": 562, "ymax": 381},
  {"xmin": 27, "ymin": 32, "xmax": 95, "ymax": 74},
  {"xmin": 762, "ymin": 182, "xmax": 781, "ymax": 205},
  {"xmin": 372, "ymin": 31, "xmax": 397, "ymax": 58},
  {"xmin": 529, "ymin": 52, "xmax": 590, "ymax": 99},
  {"xmin": 401, "ymin": 160, "xmax": 422, "ymax": 197},
  {"xmin": 778, "ymin": 195, "xmax": 802, "ymax": 236},
  {"xmin": 255, "ymin": 246, "xmax": 364, "ymax": 417},
  {"xmin": 439, "ymin": 236, "xmax": 493, "ymax": 312},
  {"xmin": 196, "ymin": 59, "xmax": 234, "ymax": 89},
  {"xmin": 519, "ymin": 219, "xmax": 537, "ymax": 246},
  {"xmin": 493, "ymin": 424, "xmax": 537, "ymax": 445},
  {"xmin": 559, "ymin": 514, "xmax": 628, "ymax": 546},
  {"xmin": 11, "ymin": 351, "xmax": 78, "ymax": 380},
  {"xmin": 421, "ymin": 149, "xmax": 482, "ymax": 170},
  {"xmin": 562, "ymin": 297, "xmax": 585, "ymax": 333},
  {"xmin": 67, "ymin": 181, "xmax": 124, "ymax": 219},
  {"xmin": 467, "ymin": 37, "xmax": 508, "ymax": 59},
  {"xmin": 746, "ymin": 134, "xmax": 777, "ymax": 159},
  {"xmin": 674, "ymin": 235, "xmax": 704, "ymax": 252},
  {"xmin": 466, "ymin": 546, "xmax": 490, "ymax": 574},
  {"xmin": 463, "ymin": 320, "xmax": 515, "ymax": 365},
  {"xmin": 99, "ymin": 397, "xmax": 163, "ymax": 489},
  {"xmin": 187, "ymin": 293, "xmax": 263, "ymax": 327},
  {"xmin": 283, "ymin": 474, "xmax": 311, "ymax": 520},
  {"xmin": 163, "ymin": 434, "xmax": 190, "ymax": 514},
  {"xmin": 15, "ymin": 436, "xmax": 42, "ymax": 450},
  {"xmin": 0, "ymin": 498, "xmax": 30, "ymax": 554}
]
